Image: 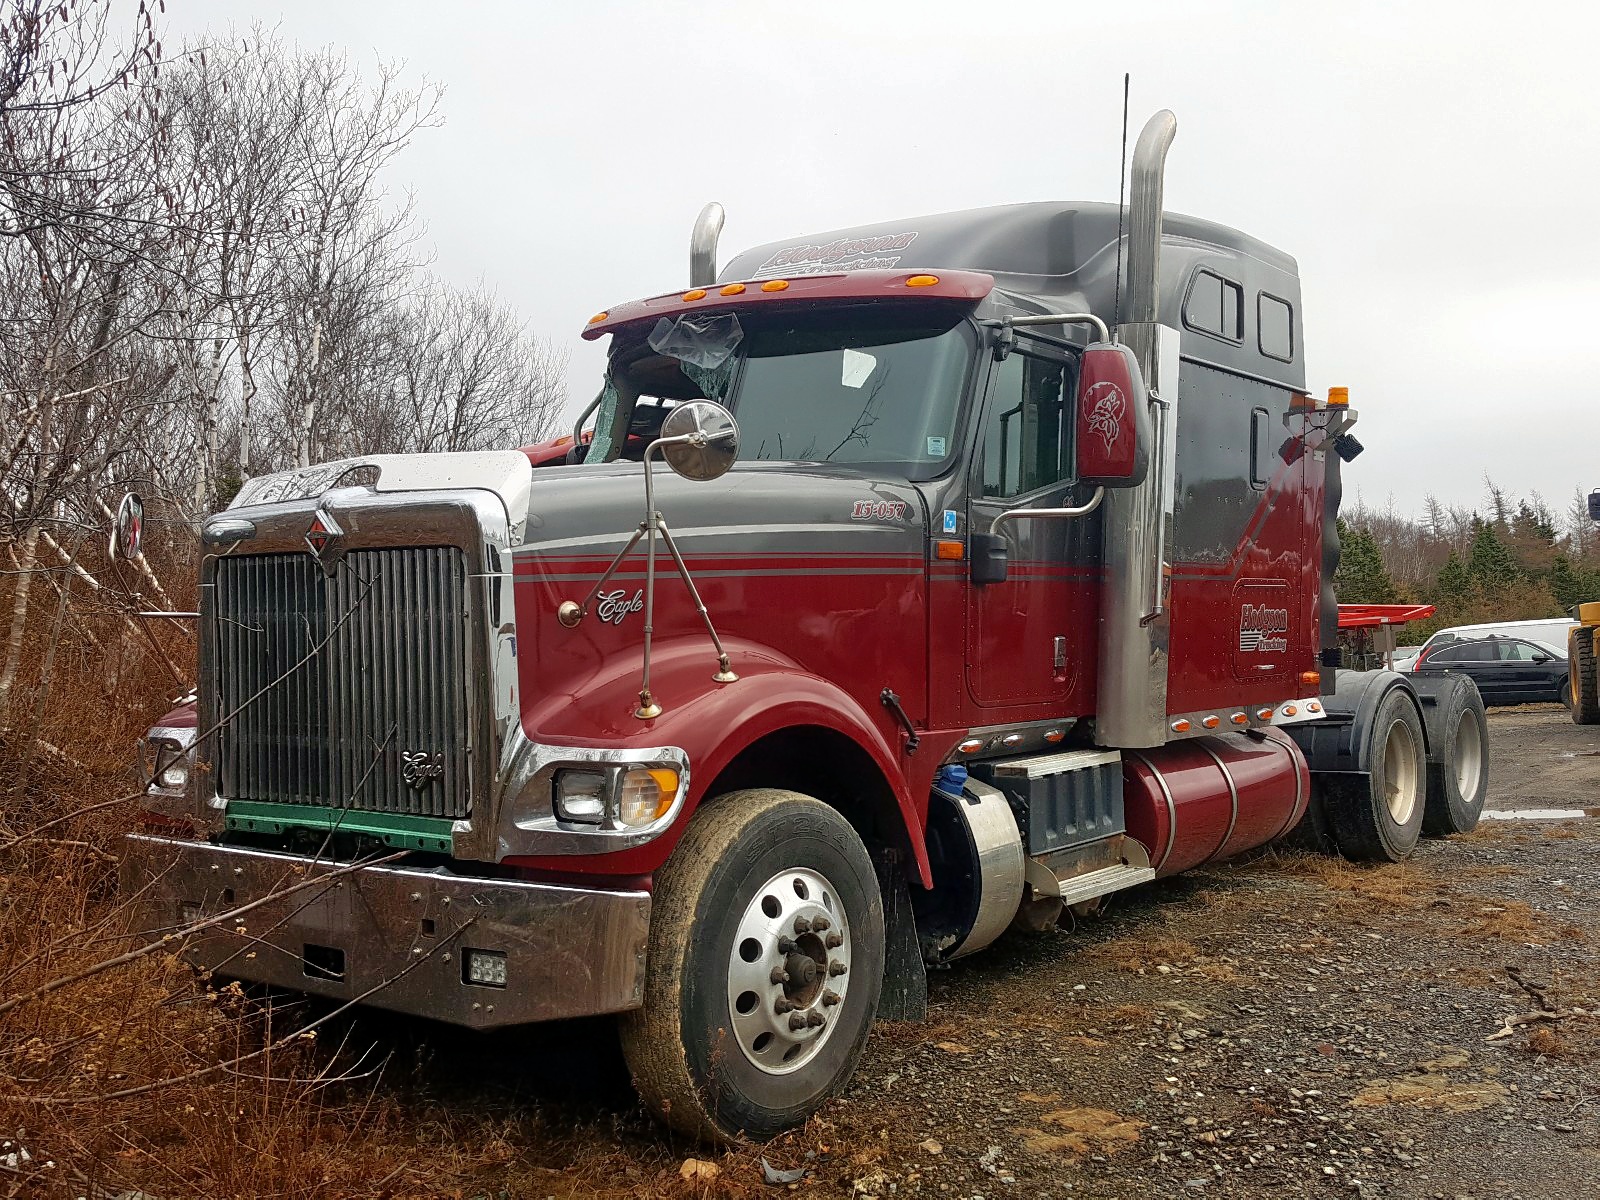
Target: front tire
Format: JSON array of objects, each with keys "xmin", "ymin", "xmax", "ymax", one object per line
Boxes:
[
  {"xmin": 620, "ymin": 789, "xmax": 885, "ymax": 1144},
  {"xmin": 1322, "ymin": 687, "xmax": 1427, "ymax": 862}
]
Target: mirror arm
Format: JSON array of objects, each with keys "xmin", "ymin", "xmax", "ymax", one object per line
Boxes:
[
  {"xmin": 988, "ymin": 485, "xmax": 1105, "ymax": 536},
  {"xmin": 982, "ymin": 312, "xmax": 1110, "ymax": 342}
]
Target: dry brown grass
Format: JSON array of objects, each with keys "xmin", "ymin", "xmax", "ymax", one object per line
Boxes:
[{"xmin": 1269, "ymin": 853, "xmax": 1432, "ymax": 911}]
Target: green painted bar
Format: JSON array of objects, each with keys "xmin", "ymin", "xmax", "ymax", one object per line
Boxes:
[{"xmin": 223, "ymin": 800, "xmax": 454, "ymax": 854}]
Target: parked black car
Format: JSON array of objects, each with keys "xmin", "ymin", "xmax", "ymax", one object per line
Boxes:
[{"xmin": 1411, "ymin": 635, "xmax": 1569, "ymax": 705}]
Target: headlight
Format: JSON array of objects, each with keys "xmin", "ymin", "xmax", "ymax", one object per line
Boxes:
[
  {"xmin": 142, "ymin": 738, "xmax": 191, "ymax": 792},
  {"xmin": 618, "ymin": 767, "xmax": 678, "ymax": 828},
  {"xmin": 553, "ymin": 769, "xmax": 607, "ymax": 824}
]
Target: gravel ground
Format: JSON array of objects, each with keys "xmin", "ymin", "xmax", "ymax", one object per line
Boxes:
[{"xmin": 323, "ymin": 704, "xmax": 1600, "ymax": 1199}]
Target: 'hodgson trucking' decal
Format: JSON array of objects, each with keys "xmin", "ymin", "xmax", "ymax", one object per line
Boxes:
[
  {"xmin": 758, "ymin": 232, "xmax": 919, "ymax": 275},
  {"xmin": 1239, "ymin": 603, "xmax": 1290, "ymax": 654}
]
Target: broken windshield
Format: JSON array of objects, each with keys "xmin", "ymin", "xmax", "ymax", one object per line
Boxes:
[{"xmin": 590, "ymin": 305, "xmax": 975, "ymax": 477}]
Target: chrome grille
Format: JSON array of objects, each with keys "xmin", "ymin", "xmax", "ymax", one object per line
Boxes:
[{"xmin": 210, "ymin": 547, "xmax": 472, "ymax": 820}]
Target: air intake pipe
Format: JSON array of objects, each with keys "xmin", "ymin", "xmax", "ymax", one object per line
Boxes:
[
  {"xmin": 689, "ymin": 202, "xmax": 725, "ymax": 287},
  {"xmin": 1096, "ymin": 111, "xmax": 1180, "ymax": 749}
]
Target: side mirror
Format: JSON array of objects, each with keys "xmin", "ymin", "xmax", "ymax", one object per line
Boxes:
[
  {"xmin": 109, "ymin": 492, "xmax": 144, "ymax": 560},
  {"xmin": 1531, "ymin": 653, "xmax": 1550, "ymax": 664},
  {"xmin": 1075, "ymin": 342, "xmax": 1151, "ymax": 488},
  {"xmin": 657, "ymin": 400, "xmax": 739, "ymax": 481}
]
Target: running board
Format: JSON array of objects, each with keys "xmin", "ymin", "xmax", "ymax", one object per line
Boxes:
[
  {"xmin": 1021, "ymin": 833, "xmax": 1157, "ymax": 908},
  {"xmin": 1054, "ymin": 861, "xmax": 1156, "ymax": 907}
]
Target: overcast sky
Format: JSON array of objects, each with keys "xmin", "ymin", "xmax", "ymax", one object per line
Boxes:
[{"xmin": 161, "ymin": 0, "xmax": 1600, "ymax": 521}]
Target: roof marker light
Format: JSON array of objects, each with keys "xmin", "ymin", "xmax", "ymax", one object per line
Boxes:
[
  {"xmin": 682, "ymin": 288, "xmax": 707, "ymax": 301},
  {"xmin": 761, "ymin": 279, "xmax": 790, "ymax": 292},
  {"xmin": 587, "ymin": 311, "xmax": 608, "ymax": 324},
  {"xmin": 905, "ymin": 274, "xmax": 939, "ymax": 287},
  {"xmin": 719, "ymin": 283, "xmax": 746, "ymax": 296}
]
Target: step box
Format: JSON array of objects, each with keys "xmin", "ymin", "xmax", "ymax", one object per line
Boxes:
[{"xmin": 971, "ymin": 748, "xmax": 1124, "ymax": 856}]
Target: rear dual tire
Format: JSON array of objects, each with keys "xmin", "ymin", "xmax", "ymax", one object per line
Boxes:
[
  {"xmin": 1322, "ymin": 687, "xmax": 1427, "ymax": 862},
  {"xmin": 1419, "ymin": 676, "xmax": 1488, "ymax": 836}
]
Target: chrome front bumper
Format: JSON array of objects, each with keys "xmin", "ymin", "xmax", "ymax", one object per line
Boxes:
[{"xmin": 121, "ymin": 834, "xmax": 651, "ymax": 1029}]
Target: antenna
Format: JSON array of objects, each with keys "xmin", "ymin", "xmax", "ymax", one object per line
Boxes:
[{"xmin": 1112, "ymin": 72, "xmax": 1130, "ymax": 338}]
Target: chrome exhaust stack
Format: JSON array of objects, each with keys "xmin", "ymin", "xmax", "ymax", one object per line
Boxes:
[
  {"xmin": 1096, "ymin": 111, "xmax": 1182, "ymax": 749},
  {"xmin": 689, "ymin": 202, "xmax": 725, "ymax": 287}
]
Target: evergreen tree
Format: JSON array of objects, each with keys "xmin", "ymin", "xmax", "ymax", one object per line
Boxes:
[
  {"xmin": 1334, "ymin": 521, "xmax": 1399, "ymax": 604},
  {"xmin": 1433, "ymin": 550, "xmax": 1474, "ymax": 609},
  {"xmin": 1466, "ymin": 519, "xmax": 1520, "ymax": 596}
]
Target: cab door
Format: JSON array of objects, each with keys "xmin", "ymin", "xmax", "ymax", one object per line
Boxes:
[{"xmin": 964, "ymin": 339, "xmax": 1101, "ymax": 712}]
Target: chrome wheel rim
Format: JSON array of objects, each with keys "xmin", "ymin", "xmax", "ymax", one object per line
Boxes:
[
  {"xmin": 1453, "ymin": 709, "xmax": 1484, "ymax": 802},
  {"xmin": 726, "ymin": 866, "xmax": 851, "ymax": 1076},
  {"xmin": 1382, "ymin": 718, "xmax": 1421, "ymax": 825}
]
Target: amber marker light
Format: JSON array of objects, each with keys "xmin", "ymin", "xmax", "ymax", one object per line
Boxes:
[
  {"xmin": 1283, "ymin": 704, "xmax": 1299, "ymax": 717},
  {"xmin": 719, "ymin": 283, "xmax": 746, "ymax": 296},
  {"xmin": 1256, "ymin": 708, "xmax": 1273, "ymax": 721},
  {"xmin": 958, "ymin": 739, "xmax": 983, "ymax": 754},
  {"xmin": 1201, "ymin": 715, "xmax": 1221, "ymax": 729},
  {"xmin": 1043, "ymin": 729, "xmax": 1065, "ymax": 744},
  {"xmin": 905, "ymin": 274, "xmax": 939, "ymax": 287},
  {"xmin": 1307, "ymin": 701, "xmax": 1323, "ymax": 713},
  {"xmin": 1300, "ymin": 670, "xmax": 1321, "ymax": 686},
  {"xmin": 1231, "ymin": 713, "xmax": 1249, "ymax": 726},
  {"xmin": 1327, "ymin": 386, "xmax": 1349, "ymax": 407},
  {"xmin": 761, "ymin": 279, "xmax": 790, "ymax": 292},
  {"xmin": 587, "ymin": 311, "xmax": 608, "ymax": 324},
  {"xmin": 936, "ymin": 540, "xmax": 964, "ymax": 560},
  {"xmin": 682, "ymin": 288, "xmax": 707, "ymax": 301},
  {"xmin": 1171, "ymin": 719, "xmax": 1192, "ymax": 734}
]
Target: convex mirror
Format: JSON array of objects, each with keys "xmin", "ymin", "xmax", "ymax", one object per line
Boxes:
[
  {"xmin": 658, "ymin": 400, "xmax": 739, "ymax": 482},
  {"xmin": 110, "ymin": 492, "xmax": 144, "ymax": 560}
]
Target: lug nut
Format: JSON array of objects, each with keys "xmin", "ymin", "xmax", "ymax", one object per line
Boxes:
[
  {"xmin": 806, "ymin": 1011, "xmax": 826, "ymax": 1028},
  {"xmin": 811, "ymin": 915, "xmax": 830, "ymax": 932},
  {"xmin": 770, "ymin": 965, "xmax": 790, "ymax": 985},
  {"xmin": 822, "ymin": 990, "xmax": 841, "ymax": 1007},
  {"xmin": 793, "ymin": 915, "xmax": 811, "ymax": 935},
  {"xmin": 788, "ymin": 1013, "xmax": 808, "ymax": 1031},
  {"xmin": 777, "ymin": 936, "xmax": 797, "ymax": 954},
  {"xmin": 829, "ymin": 961, "xmax": 847, "ymax": 977},
  {"xmin": 775, "ymin": 998, "xmax": 795, "ymax": 1014},
  {"xmin": 825, "ymin": 931, "xmax": 843, "ymax": 949}
]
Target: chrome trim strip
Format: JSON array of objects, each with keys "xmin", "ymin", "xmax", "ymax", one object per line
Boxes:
[
  {"xmin": 1127, "ymin": 750, "xmax": 1177, "ymax": 872},
  {"xmin": 1195, "ymin": 739, "xmax": 1239, "ymax": 858}
]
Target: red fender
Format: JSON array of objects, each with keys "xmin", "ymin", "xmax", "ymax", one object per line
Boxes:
[{"xmin": 514, "ymin": 635, "xmax": 932, "ymax": 885}]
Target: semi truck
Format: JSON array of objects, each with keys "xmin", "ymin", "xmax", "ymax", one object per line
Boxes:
[{"xmin": 121, "ymin": 110, "xmax": 1489, "ymax": 1143}]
